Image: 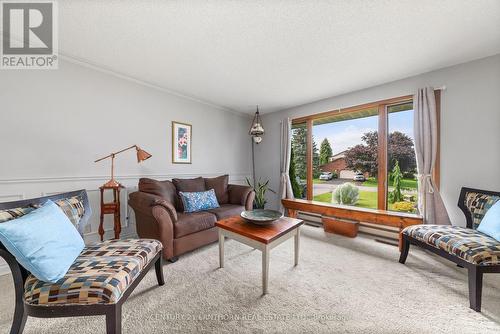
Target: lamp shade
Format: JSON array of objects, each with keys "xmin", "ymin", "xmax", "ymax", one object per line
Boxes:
[
  {"xmin": 250, "ymin": 123, "xmax": 264, "ymax": 136},
  {"xmin": 136, "ymin": 146, "xmax": 152, "ymax": 162}
]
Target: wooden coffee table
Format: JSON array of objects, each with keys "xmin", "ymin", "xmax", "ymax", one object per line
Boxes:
[{"xmin": 216, "ymin": 216, "xmax": 303, "ymax": 294}]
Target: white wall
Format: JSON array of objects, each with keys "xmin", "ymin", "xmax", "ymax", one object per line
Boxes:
[
  {"xmin": 256, "ymin": 54, "xmax": 500, "ymax": 227},
  {"xmin": 0, "ymin": 59, "xmax": 252, "ymax": 274}
]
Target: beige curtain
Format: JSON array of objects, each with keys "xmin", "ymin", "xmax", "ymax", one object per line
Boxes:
[
  {"xmin": 414, "ymin": 87, "xmax": 451, "ymax": 225},
  {"xmin": 279, "ymin": 118, "xmax": 294, "ymax": 213}
]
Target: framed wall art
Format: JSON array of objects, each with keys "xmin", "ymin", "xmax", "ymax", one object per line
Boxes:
[{"xmin": 172, "ymin": 121, "xmax": 192, "ymax": 164}]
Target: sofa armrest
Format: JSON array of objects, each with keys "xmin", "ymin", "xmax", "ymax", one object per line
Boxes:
[
  {"xmin": 129, "ymin": 191, "xmax": 177, "ymax": 222},
  {"xmin": 129, "ymin": 191, "xmax": 177, "ymax": 260},
  {"xmin": 228, "ymin": 184, "xmax": 255, "ymax": 210},
  {"xmin": 152, "ymin": 199, "xmax": 178, "ymax": 222}
]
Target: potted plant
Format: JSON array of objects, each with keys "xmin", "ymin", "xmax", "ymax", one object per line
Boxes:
[{"xmin": 246, "ymin": 178, "xmax": 276, "ymax": 209}]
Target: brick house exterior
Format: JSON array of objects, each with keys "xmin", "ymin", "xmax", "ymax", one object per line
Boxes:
[
  {"xmin": 319, "ymin": 151, "xmax": 368, "ymax": 179},
  {"xmin": 320, "ymin": 157, "xmax": 347, "ymax": 174}
]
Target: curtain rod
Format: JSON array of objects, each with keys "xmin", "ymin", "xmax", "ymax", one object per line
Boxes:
[
  {"xmin": 292, "ymin": 88, "xmax": 446, "ymax": 123},
  {"xmin": 329, "ymin": 88, "xmax": 444, "ymax": 114}
]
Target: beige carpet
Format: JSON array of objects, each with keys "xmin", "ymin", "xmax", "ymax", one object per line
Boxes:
[{"xmin": 1, "ymin": 225, "xmax": 500, "ymax": 334}]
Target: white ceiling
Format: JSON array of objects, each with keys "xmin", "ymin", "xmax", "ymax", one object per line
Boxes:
[{"xmin": 59, "ymin": 1, "xmax": 500, "ymax": 114}]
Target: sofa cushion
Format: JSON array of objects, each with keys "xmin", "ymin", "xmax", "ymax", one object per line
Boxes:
[
  {"xmin": 205, "ymin": 175, "xmax": 229, "ymax": 204},
  {"xmin": 403, "ymin": 225, "xmax": 500, "ymax": 265},
  {"xmin": 172, "ymin": 177, "xmax": 206, "ymax": 211},
  {"xmin": 139, "ymin": 178, "xmax": 177, "ymax": 205},
  {"xmin": 174, "ymin": 211, "xmax": 217, "ymax": 238},
  {"xmin": 208, "ymin": 204, "xmax": 245, "ymax": 220},
  {"xmin": 24, "ymin": 239, "xmax": 162, "ymax": 305},
  {"xmin": 228, "ymin": 184, "xmax": 253, "ymax": 206}
]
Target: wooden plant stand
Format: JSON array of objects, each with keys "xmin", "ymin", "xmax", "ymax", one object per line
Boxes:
[
  {"xmin": 99, "ymin": 184, "xmax": 124, "ymax": 241},
  {"xmin": 322, "ymin": 216, "xmax": 359, "ymax": 238}
]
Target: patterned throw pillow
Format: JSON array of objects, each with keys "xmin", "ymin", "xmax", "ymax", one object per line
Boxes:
[
  {"xmin": 54, "ymin": 196, "xmax": 85, "ymax": 229},
  {"xmin": 179, "ymin": 189, "xmax": 220, "ymax": 213},
  {"xmin": 0, "ymin": 196, "xmax": 85, "ymax": 228},
  {"xmin": 465, "ymin": 193, "xmax": 500, "ymax": 229},
  {"xmin": 0, "ymin": 205, "xmax": 38, "ymax": 223}
]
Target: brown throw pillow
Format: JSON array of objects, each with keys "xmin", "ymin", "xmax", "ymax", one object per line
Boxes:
[
  {"xmin": 139, "ymin": 178, "xmax": 177, "ymax": 204},
  {"xmin": 172, "ymin": 177, "xmax": 206, "ymax": 211},
  {"xmin": 205, "ymin": 175, "xmax": 229, "ymax": 204}
]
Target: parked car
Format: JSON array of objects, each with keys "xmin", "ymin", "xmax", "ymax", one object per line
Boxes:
[
  {"xmin": 319, "ymin": 172, "xmax": 333, "ymax": 181},
  {"xmin": 353, "ymin": 172, "xmax": 366, "ymax": 182}
]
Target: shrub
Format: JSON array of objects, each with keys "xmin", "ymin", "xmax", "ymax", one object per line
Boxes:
[
  {"xmin": 392, "ymin": 201, "xmax": 415, "ymax": 213},
  {"xmin": 289, "ymin": 148, "xmax": 302, "ymax": 198},
  {"xmin": 389, "ymin": 160, "xmax": 403, "ymax": 204},
  {"xmin": 403, "ymin": 171, "xmax": 416, "ymax": 179},
  {"xmin": 333, "ymin": 183, "xmax": 359, "ymax": 205}
]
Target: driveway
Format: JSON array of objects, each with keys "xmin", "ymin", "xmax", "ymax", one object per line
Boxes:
[
  {"xmin": 313, "ymin": 179, "xmax": 376, "ymax": 196},
  {"xmin": 313, "ymin": 179, "xmax": 418, "ymax": 197}
]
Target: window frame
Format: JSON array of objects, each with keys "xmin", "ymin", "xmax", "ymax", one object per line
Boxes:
[{"xmin": 291, "ymin": 92, "xmax": 441, "ymax": 211}]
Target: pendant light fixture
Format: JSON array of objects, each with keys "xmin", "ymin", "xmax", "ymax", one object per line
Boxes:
[{"xmin": 249, "ymin": 105, "xmax": 264, "ymax": 143}]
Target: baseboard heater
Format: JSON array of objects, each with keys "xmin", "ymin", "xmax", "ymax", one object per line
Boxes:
[{"xmin": 297, "ymin": 211, "xmax": 399, "ymax": 241}]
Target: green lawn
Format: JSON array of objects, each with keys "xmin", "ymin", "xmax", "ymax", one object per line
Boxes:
[
  {"xmin": 362, "ymin": 177, "xmax": 417, "ymax": 190},
  {"xmin": 313, "ymin": 190, "xmax": 378, "ymax": 209},
  {"xmin": 313, "ymin": 177, "xmax": 417, "ymax": 189},
  {"xmin": 313, "ymin": 192, "xmax": 332, "ymax": 202},
  {"xmin": 313, "ymin": 190, "xmax": 412, "ymax": 211},
  {"xmin": 357, "ymin": 191, "xmax": 378, "ymax": 209}
]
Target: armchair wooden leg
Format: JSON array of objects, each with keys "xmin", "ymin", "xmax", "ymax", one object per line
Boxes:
[
  {"xmin": 5, "ymin": 250, "xmax": 28, "ymax": 334},
  {"xmin": 155, "ymin": 255, "xmax": 165, "ymax": 286},
  {"xmin": 106, "ymin": 305, "xmax": 122, "ymax": 334},
  {"xmin": 10, "ymin": 303, "xmax": 27, "ymax": 334},
  {"xmin": 468, "ymin": 267, "xmax": 483, "ymax": 312},
  {"xmin": 398, "ymin": 235, "xmax": 410, "ymax": 264}
]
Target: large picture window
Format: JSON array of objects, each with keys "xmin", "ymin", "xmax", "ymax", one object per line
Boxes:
[
  {"xmin": 290, "ymin": 93, "xmax": 440, "ymax": 214},
  {"xmin": 312, "ymin": 108, "xmax": 379, "ymax": 210}
]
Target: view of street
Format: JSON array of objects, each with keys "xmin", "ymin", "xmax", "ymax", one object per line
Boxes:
[
  {"xmin": 309, "ymin": 177, "xmax": 418, "ymax": 212},
  {"xmin": 313, "ymin": 179, "xmax": 375, "ymax": 196}
]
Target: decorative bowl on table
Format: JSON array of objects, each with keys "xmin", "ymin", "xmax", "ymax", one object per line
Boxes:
[{"xmin": 240, "ymin": 209, "xmax": 283, "ymax": 226}]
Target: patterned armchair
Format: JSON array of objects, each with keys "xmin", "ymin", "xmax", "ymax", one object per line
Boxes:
[
  {"xmin": 0, "ymin": 190, "xmax": 165, "ymax": 334},
  {"xmin": 399, "ymin": 187, "xmax": 500, "ymax": 312}
]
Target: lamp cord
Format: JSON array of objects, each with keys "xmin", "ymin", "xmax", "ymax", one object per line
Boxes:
[{"xmin": 251, "ymin": 138, "xmax": 256, "ymax": 188}]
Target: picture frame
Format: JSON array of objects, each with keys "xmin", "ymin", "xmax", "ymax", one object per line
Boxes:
[{"xmin": 172, "ymin": 121, "xmax": 192, "ymax": 164}]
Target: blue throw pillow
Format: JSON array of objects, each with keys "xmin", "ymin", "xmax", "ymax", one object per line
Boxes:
[
  {"xmin": 477, "ymin": 201, "xmax": 500, "ymax": 242},
  {"xmin": 0, "ymin": 200, "xmax": 85, "ymax": 283},
  {"xmin": 179, "ymin": 189, "xmax": 220, "ymax": 213}
]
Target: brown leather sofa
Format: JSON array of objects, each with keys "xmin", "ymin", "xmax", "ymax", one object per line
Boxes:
[{"xmin": 128, "ymin": 175, "xmax": 255, "ymax": 262}]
